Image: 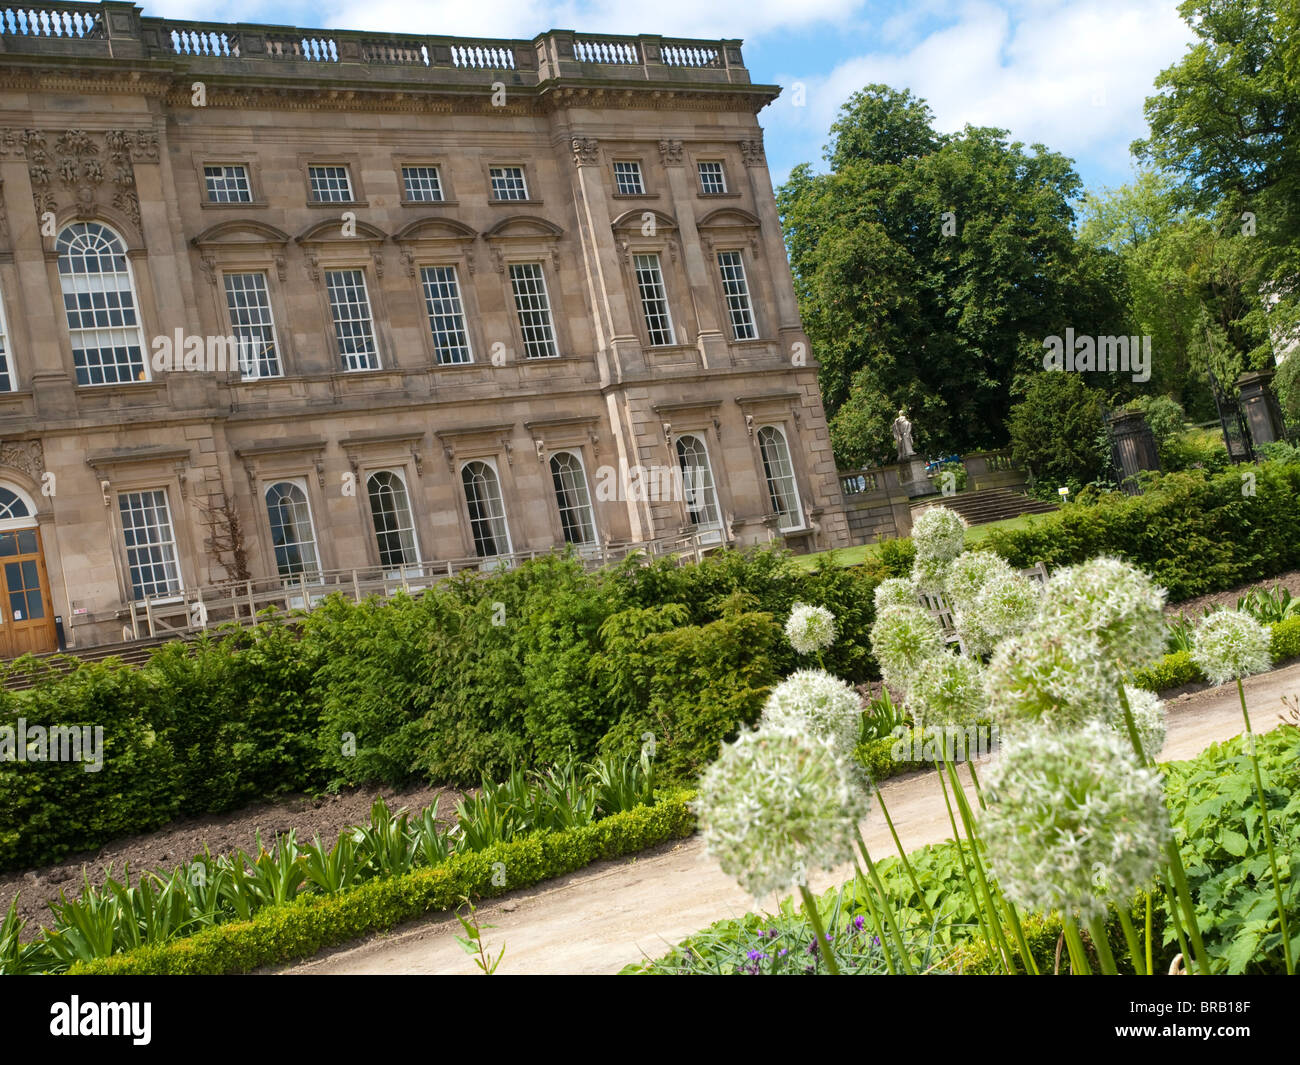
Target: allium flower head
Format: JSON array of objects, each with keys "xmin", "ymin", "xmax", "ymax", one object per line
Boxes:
[
  {"xmin": 761, "ymin": 669, "xmax": 863, "ymax": 762},
  {"xmin": 1116, "ymin": 686, "xmax": 1167, "ymax": 760},
  {"xmin": 956, "ymin": 572, "xmax": 1041, "ymax": 657},
  {"xmin": 785, "ymin": 602, "xmax": 837, "ymax": 655},
  {"xmin": 945, "ymin": 551, "xmax": 1014, "ymax": 612},
  {"xmin": 984, "ymin": 630, "xmax": 1113, "ymax": 735},
  {"xmin": 1191, "ymin": 609, "xmax": 1273, "ymax": 687},
  {"xmin": 911, "ymin": 506, "xmax": 967, "ymax": 563},
  {"xmin": 906, "ymin": 652, "xmax": 988, "ymax": 729},
  {"xmin": 694, "ymin": 725, "xmax": 869, "ymax": 900},
  {"xmin": 873, "ymin": 577, "xmax": 919, "ymax": 614},
  {"xmin": 981, "ymin": 720, "xmax": 1171, "ymax": 921},
  {"xmin": 910, "ymin": 507, "xmax": 968, "ymax": 594},
  {"xmin": 1037, "ymin": 557, "xmax": 1167, "ymax": 671},
  {"xmin": 869, "ymin": 604, "xmax": 945, "ymax": 693}
]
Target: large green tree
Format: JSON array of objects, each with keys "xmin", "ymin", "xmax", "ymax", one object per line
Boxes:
[
  {"xmin": 780, "ymin": 86, "xmax": 1126, "ymax": 467},
  {"xmin": 1134, "ymin": 0, "xmax": 1300, "ymax": 368}
]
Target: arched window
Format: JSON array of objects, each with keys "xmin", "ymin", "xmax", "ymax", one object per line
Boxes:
[
  {"xmin": 265, "ymin": 481, "xmax": 320, "ymax": 579},
  {"xmin": 56, "ymin": 222, "xmax": 148, "ymax": 386},
  {"xmin": 758, "ymin": 425, "xmax": 803, "ymax": 530},
  {"xmin": 460, "ymin": 460, "xmax": 511, "ymax": 558},
  {"xmin": 675, "ymin": 434, "xmax": 720, "ymax": 528},
  {"xmin": 549, "ymin": 451, "xmax": 597, "ymax": 545},
  {"xmin": 0, "ymin": 487, "xmax": 31, "ymax": 523},
  {"xmin": 366, "ymin": 470, "xmax": 420, "ymax": 570}
]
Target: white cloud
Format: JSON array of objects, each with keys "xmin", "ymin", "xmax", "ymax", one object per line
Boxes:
[{"xmin": 762, "ymin": 0, "xmax": 1194, "ymax": 185}]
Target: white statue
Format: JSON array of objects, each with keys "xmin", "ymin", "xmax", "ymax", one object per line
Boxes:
[{"xmin": 891, "ymin": 409, "xmax": 915, "ymax": 461}]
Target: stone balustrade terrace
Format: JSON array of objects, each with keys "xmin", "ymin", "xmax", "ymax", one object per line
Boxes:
[{"xmin": 0, "ymin": 3, "xmax": 751, "ymax": 88}]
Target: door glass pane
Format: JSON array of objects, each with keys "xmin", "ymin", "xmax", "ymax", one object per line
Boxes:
[
  {"xmin": 16, "ymin": 530, "xmax": 36, "ymax": 554},
  {"xmin": 0, "ymin": 534, "xmax": 15, "ymax": 557},
  {"xmin": 5, "ymin": 561, "xmax": 23, "ymax": 619}
]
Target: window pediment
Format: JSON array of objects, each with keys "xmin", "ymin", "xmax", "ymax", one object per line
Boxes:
[
  {"xmin": 481, "ymin": 215, "xmax": 563, "ymax": 241},
  {"xmin": 192, "ymin": 220, "xmax": 292, "ymax": 248}
]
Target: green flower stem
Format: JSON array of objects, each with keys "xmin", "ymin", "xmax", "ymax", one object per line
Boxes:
[
  {"xmin": 1087, "ymin": 913, "xmax": 1119, "ymax": 975},
  {"xmin": 797, "ymin": 883, "xmax": 840, "ymax": 975},
  {"xmin": 1116, "ymin": 905, "xmax": 1146, "ymax": 976},
  {"xmin": 855, "ymin": 829, "xmax": 916, "ymax": 975},
  {"xmin": 966, "ymin": 754, "xmax": 987, "ymax": 811},
  {"xmin": 935, "ymin": 760, "xmax": 999, "ymax": 963},
  {"xmin": 1162, "ymin": 882, "xmax": 1193, "ymax": 974},
  {"xmin": 851, "ymin": 865, "xmax": 898, "ymax": 975},
  {"xmin": 1144, "ymin": 894, "xmax": 1154, "ymax": 977},
  {"xmin": 942, "ymin": 754, "xmax": 1034, "ymax": 975},
  {"xmin": 1062, "ymin": 920, "xmax": 1093, "ymax": 975},
  {"xmin": 1235, "ymin": 677, "xmax": 1295, "ymax": 975},
  {"xmin": 1118, "ymin": 682, "xmax": 1210, "ymax": 976},
  {"xmin": 873, "ymin": 785, "xmax": 936, "ymax": 924}
]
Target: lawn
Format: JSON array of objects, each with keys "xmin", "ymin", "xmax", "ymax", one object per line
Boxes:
[{"xmin": 791, "ymin": 511, "xmax": 1049, "ymax": 571}]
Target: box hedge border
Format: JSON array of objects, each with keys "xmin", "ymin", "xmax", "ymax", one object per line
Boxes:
[{"xmin": 64, "ymin": 790, "xmax": 696, "ymax": 976}]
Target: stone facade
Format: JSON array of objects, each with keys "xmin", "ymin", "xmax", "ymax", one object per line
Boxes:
[{"xmin": 0, "ymin": 6, "xmax": 849, "ymax": 652}]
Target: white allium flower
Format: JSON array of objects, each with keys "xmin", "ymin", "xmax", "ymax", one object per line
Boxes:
[
  {"xmin": 906, "ymin": 652, "xmax": 988, "ymax": 729},
  {"xmin": 1037, "ymin": 557, "xmax": 1167, "ymax": 672},
  {"xmin": 956, "ymin": 572, "xmax": 1041, "ymax": 656},
  {"xmin": 910, "ymin": 507, "xmax": 968, "ymax": 594},
  {"xmin": 912, "ymin": 553, "xmax": 954, "ymax": 595},
  {"xmin": 1115, "ymin": 686, "xmax": 1167, "ymax": 760},
  {"xmin": 870, "ymin": 604, "xmax": 945, "ymax": 693},
  {"xmin": 694, "ymin": 725, "xmax": 869, "ymax": 900},
  {"xmin": 874, "ymin": 577, "xmax": 919, "ymax": 614},
  {"xmin": 984, "ymin": 631, "xmax": 1114, "ymax": 735},
  {"xmin": 981, "ymin": 720, "xmax": 1172, "ymax": 922},
  {"xmin": 1191, "ymin": 609, "xmax": 1273, "ymax": 687},
  {"xmin": 761, "ymin": 669, "xmax": 863, "ymax": 762},
  {"xmin": 945, "ymin": 551, "xmax": 1014, "ymax": 612},
  {"xmin": 911, "ymin": 506, "xmax": 968, "ymax": 564},
  {"xmin": 785, "ymin": 602, "xmax": 837, "ymax": 655}
]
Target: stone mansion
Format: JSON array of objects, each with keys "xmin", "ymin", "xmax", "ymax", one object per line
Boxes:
[{"xmin": 0, "ymin": 4, "xmax": 850, "ymax": 655}]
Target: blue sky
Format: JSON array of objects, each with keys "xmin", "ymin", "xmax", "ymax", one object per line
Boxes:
[{"xmin": 147, "ymin": 0, "xmax": 1195, "ymax": 197}]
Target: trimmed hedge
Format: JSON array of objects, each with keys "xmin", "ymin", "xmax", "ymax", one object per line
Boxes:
[
  {"xmin": 979, "ymin": 461, "xmax": 1300, "ymax": 602},
  {"xmin": 65, "ymin": 790, "xmax": 696, "ymax": 975}
]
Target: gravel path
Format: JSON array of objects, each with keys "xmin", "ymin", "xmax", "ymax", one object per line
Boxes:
[{"xmin": 284, "ymin": 661, "xmax": 1300, "ymax": 976}]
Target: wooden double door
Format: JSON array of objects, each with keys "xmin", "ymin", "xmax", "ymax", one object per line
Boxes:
[{"xmin": 0, "ymin": 526, "xmax": 57, "ymax": 657}]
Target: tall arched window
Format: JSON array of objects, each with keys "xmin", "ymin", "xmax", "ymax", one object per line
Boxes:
[
  {"xmin": 366, "ymin": 470, "xmax": 420, "ymax": 570},
  {"xmin": 265, "ymin": 480, "xmax": 320, "ymax": 579},
  {"xmin": 0, "ymin": 281, "xmax": 14, "ymax": 392},
  {"xmin": 460, "ymin": 460, "xmax": 511, "ymax": 558},
  {"xmin": 56, "ymin": 222, "xmax": 148, "ymax": 386},
  {"xmin": 549, "ymin": 451, "xmax": 597, "ymax": 545},
  {"xmin": 758, "ymin": 425, "xmax": 803, "ymax": 530},
  {"xmin": 675, "ymin": 434, "xmax": 720, "ymax": 528}
]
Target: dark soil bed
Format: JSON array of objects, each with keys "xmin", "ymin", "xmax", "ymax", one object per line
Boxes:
[
  {"xmin": 2, "ymin": 782, "xmax": 461, "ymax": 941},
  {"xmin": 1166, "ymin": 569, "xmax": 1300, "ymax": 617}
]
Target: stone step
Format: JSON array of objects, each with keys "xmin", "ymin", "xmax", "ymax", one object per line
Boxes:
[{"xmin": 912, "ymin": 487, "xmax": 1058, "ymax": 527}]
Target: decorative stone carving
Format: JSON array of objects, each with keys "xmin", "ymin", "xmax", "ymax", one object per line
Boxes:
[
  {"xmin": 739, "ymin": 138, "xmax": 765, "ymax": 167},
  {"xmin": 657, "ymin": 139, "xmax": 683, "ymax": 166},
  {"xmin": 0, "ymin": 439, "xmax": 43, "ymax": 480},
  {"xmin": 571, "ymin": 136, "xmax": 599, "ymax": 166},
  {"xmin": 14, "ymin": 127, "xmax": 153, "ymax": 229}
]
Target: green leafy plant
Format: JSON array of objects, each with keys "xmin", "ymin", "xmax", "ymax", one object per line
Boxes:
[{"xmin": 453, "ymin": 896, "xmax": 505, "ymax": 975}]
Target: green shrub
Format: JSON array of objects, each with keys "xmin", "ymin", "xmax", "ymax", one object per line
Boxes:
[
  {"xmin": 1008, "ymin": 373, "xmax": 1107, "ymax": 486},
  {"xmin": 1129, "ymin": 649, "xmax": 1204, "ymax": 691},
  {"xmin": 876, "ymin": 538, "xmax": 916, "ymax": 579},
  {"xmin": 982, "ymin": 459, "xmax": 1300, "ymax": 600},
  {"xmin": 598, "ymin": 608, "xmax": 781, "ymax": 781},
  {"xmin": 65, "ymin": 791, "xmax": 696, "ymax": 975},
  {"xmin": 0, "ymin": 660, "xmax": 181, "ymax": 871},
  {"xmin": 1272, "ymin": 616, "xmax": 1300, "ymax": 662}
]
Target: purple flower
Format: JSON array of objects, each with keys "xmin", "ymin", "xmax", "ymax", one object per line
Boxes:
[
  {"xmin": 852, "ymin": 915, "xmax": 866, "ymax": 933},
  {"xmin": 746, "ymin": 949, "xmax": 769, "ymax": 962}
]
